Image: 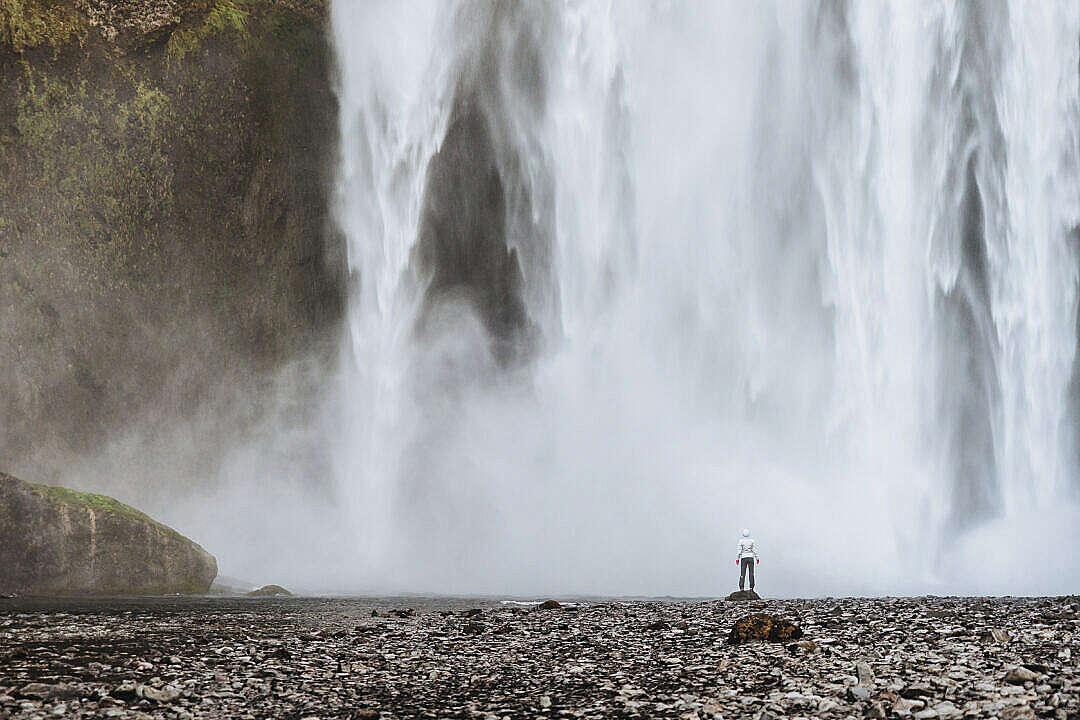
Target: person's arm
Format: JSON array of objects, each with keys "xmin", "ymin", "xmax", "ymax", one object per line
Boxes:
[{"xmin": 753, "ymin": 541, "xmax": 760, "ymax": 562}]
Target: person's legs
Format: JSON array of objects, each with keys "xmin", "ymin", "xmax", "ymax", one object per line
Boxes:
[
  {"xmin": 748, "ymin": 559, "xmax": 755, "ymax": 590},
  {"xmin": 739, "ymin": 558, "xmax": 747, "ymax": 590}
]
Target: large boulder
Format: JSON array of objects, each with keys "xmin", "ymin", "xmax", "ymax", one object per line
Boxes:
[{"xmin": 0, "ymin": 472, "xmax": 216, "ymax": 595}]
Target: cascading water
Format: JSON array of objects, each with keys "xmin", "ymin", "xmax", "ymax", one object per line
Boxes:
[{"xmin": 328, "ymin": 0, "xmax": 1080, "ymax": 596}]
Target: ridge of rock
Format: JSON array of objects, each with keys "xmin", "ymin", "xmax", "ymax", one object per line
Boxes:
[{"xmin": 0, "ymin": 472, "xmax": 217, "ymax": 595}]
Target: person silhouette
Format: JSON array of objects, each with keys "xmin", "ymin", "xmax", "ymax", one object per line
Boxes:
[{"xmin": 736, "ymin": 528, "xmax": 759, "ymax": 591}]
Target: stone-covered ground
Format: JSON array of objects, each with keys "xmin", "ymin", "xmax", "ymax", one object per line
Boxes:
[{"xmin": 0, "ymin": 595, "xmax": 1077, "ymax": 719}]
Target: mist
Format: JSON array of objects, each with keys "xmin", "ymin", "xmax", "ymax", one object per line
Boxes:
[{"xmin": 27, "ymin": 0, "xmax": 1080, "ymax": 599}]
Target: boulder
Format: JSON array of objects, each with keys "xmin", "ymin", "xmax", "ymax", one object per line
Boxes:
[
  {"xmin": 0, "ymin": 472, "xmax": 216, "ymax": 595},
  {"xmin": 727, "ymin": 590, "xmax": 761, "ymax": 601},
  {"xmin": 247, "ymin": 585, "xmax": 292, "ymax": 597},
  {"xmin": 728, "ymin": 613, "xmax": 804, "ymax": 644}
]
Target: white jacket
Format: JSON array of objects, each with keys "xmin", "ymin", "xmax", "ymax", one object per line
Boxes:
[{"xmin": 737, "ymin": 537, "xmax": 759, "ymax": 561}]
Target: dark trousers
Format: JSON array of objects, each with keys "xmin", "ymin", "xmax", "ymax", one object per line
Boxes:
[{"xmin": 739, "ymin": 557, "xmax": 755, "ymax": 590}]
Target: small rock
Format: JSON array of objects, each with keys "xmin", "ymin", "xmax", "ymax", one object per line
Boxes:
[
  {"xmin": 932, "ymin": 701, "xmax": 961, "ymax": 719},
  {"xmin": 1004, "ymin": 666, "xmax": 1040, "ymax": 684},
  {"xmin": 139, "ymin": 684, "xmax": 181, "ymax": 703},
  {"xmin": 866, "ymin": 700, "xmax": 886, "ymax": 718},
  {"xmin": 537, "ymin": 600, "xmax": 562, "ymax": 610},
  {"xmin": 893, "ymin": 698, "xmax": 926, "ymax": 717},
  {"xmin": 990, "ymin": 628, "xmax": 1011, "ymax": 642},
  {"xmin": 17, "ymin": 684, "xmax": 79, "ymax": 701},
  {"xmin": 539, "ymin": 695, "xmax": 552, "ymax": 708},
  {"xmin": 857, "ymin": 661, "xmax": 875, "ymax": 686},
  {"xmin": 848, "ymin": 686, "xmax": 872, "ymax": 701},
  {"xmin": 900, "ymin": 683, "xmax": 933, "ymax": 699},
  {"xmin": 788, "ymin": 639, "xmax": 818, "ymax": 654}
]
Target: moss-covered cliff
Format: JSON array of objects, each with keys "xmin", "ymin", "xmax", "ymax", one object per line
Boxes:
[
  {"xmin": 0, "ymin": 0, "xmax": 344, "ymax": 477},
  {"xmin": 0, "ymin": 471, "xmax": 218, "ymax": 594}
]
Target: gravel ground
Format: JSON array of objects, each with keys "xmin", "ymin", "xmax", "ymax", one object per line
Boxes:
[{"xmin": 0, "ymin": 595, "xmax": 1077, "ymax": 719}]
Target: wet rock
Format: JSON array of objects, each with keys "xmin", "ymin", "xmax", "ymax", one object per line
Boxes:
[
  {"xmin": 726, "ymin": 590, "xmax": 761, "ymax": 601},
  {"xmin": 0, "ymin": 473, "xmax": 217, "ymax": 595},
  {"xmin": 893, "ymin": 698, "xmax": 926, "ymax": 717},
  {"xmin": 138, "ymin": 684, "xmax": 181, "ymax": 703},
  {"xmin": 900, "ymin": 682, "xmax": 933, "ymax": 698},
  {"xmin": 787, "ymin": 639, "xmax": 818, "ymax": 654},
  {"xmin": 0, "ymin": 594, "xmax": 1077, "ymax": 718},
  {"xmin": 866, "ymin": 700, "xmax": 887, "ymax": 718},
  {"xmin": 247, "ymin": 585, "xmax": 292, "ymax": 597},
  {"xmin": 1004, "ymin": 666, "xmax": 1041, "ymax": 684},
  {"xmin": 16, "ymin": 684, "xmax": 79, "ymax": 701},
  {"xmin": 857, "ymin": 661, "xmax": 876, "ymax": 686},
  {"xmin": 728, "ymin": 613, "xmax": 803, "ymax": 644}
]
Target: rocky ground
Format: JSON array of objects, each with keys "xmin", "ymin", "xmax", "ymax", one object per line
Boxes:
[{"xmin": 0, "ymin": 595, "xmax": 1077, "ymax": 719}]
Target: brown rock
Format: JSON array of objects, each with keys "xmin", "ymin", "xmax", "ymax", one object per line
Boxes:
[
  {"xmin": 728, "ymin": 613, "xmax": 804, "ymax": 644},
  {"xmin": 726, "ymin": 590, "xmax": 762, "ymax": 601}
]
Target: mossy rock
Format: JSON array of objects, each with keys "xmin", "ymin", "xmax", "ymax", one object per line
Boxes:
[
  {"xmin": 0, "ymin": 472, "xmax": 217, "ymax": 595},
  {"xmin": 0, "ymin": 0, "xmax": 345, "ymax": 482}
]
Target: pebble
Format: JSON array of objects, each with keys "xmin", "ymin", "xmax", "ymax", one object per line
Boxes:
[{"xmin": 0, "ymin": 595, "xmax": 1076, "ymax": 718}]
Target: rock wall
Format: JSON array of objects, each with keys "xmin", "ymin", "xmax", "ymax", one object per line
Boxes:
[
  {"xmin": 0, "ymin": 472, "xmax": 217, "ymax": 594},
  {"xmin": 0, "ymin": 0, "xmax": 344, "ymax": 481}
]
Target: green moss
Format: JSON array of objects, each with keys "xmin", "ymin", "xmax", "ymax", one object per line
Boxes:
[
  {"xmin": 166, "ymin": 0, "xmax": 250, "ymax": 64},
  {"xmin": 29, "ymin": 484, "xmax": 186, "ymax": 546},
  {"xmin": 11, "ymin": 70, "xmax": 174, "ymax": 291},
  {"xmin": 30, "ymin": 482, "xmax": 152, "ymax": 521},
  {"xmin": 29, "ymin": 483, "xmax": 190, "ymax": 549},
  {"xmin": 0, "ymin": 0, "xmax": 86, "ymax": 53}
]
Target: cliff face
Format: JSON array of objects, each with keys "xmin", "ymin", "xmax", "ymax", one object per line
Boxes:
[
  {"xmin": 0, "ymin": 0, "xmax": 344, "ymax": 478},
  {"xmin": 0, "ymin": 472, "xmax": 217, "ymax": 594}
]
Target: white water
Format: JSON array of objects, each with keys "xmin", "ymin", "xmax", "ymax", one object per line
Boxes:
[{"xmin": 327, "ymin": 0, "xmax": 1080, "ymax": 597}]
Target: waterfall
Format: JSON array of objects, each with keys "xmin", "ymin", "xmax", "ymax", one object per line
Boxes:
[{"xmin": 329, "ymin": 0, "xmax": 1080, "ymax": 596}]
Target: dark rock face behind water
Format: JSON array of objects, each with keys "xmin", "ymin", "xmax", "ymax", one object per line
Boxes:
[
  {"xmin": 0, "ymin": 0, "xmax": 343, "ymax": 482},
  {"xmin": 0, "ymin": 595, "xmax": 1077, "ymax": 719},
  {"xmin": 0, "ymin": 473, "xmax": 216, "ymax": 596}
]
